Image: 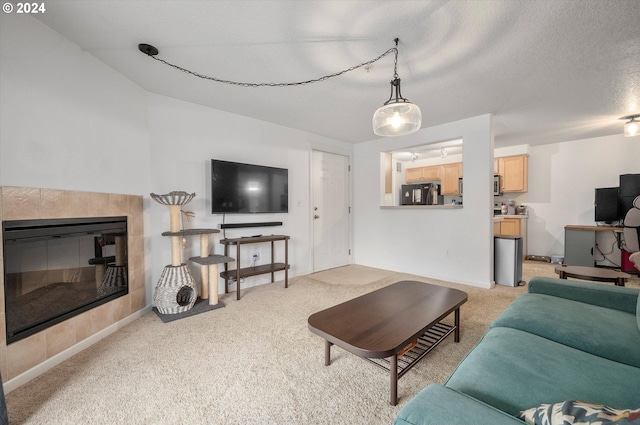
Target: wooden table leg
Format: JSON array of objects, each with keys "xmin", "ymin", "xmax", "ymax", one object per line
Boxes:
[
  {"xmin": 236, "ymin": 244, "xmax": 241, "ymax": 300},
  {"xmin": 284, "ymin": 238, "xmax": 289, "ymax": 288},
  {"xmin": 616, "ymin": 277, "xmax": 625, "ymax": 286},
  {"xmin": 224, "ymin": 245, "xmax": 229, "ymax": 294},
  {"xmin": 325, "ymin": 340, "xmax": 332, "ymax": 366},
  {"xmin": 390, "ymin": 354, "xmax": 398, "ymax": 406},
  {"xmin": 454, "ymin": 308, "xmax": 461, "ymax": 342}
]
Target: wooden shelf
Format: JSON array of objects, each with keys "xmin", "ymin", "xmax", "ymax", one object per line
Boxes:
[
  {"xmin": 220, "ymin": 234, "xmax": 290, "ymax": 300},
  {"xmin": 366, "ymin": 322, "xmax": 455, "ymax": 379},
  {"xmin": 220, "ymin": 263, "xmax": 290, "ymax": 280}
]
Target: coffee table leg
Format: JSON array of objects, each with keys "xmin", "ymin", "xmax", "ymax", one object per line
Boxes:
[
  {"xmin": 325, "ymin": 341, "xmax": 332, "ymax": 366},
  {"xmin": 454, "ymin": 307, "xmax": 461, "ymax": 342},
  {"xmin": 390, "ymin": 354, "xmax": 398, "ymax": 406}
]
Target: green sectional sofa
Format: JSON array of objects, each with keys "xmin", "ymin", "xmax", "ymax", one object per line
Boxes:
[{"xmin": 395, "ymin": 276, "xmax": 640, "ymax": 425}]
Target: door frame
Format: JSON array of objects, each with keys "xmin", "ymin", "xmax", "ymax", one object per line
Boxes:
[{"xmin": 310, "ymin": 146, "xmax": 354, "ymax": 272}]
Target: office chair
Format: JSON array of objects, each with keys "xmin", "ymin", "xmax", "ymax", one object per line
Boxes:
[{"xmin": 623, "ymin": 195, "xmax": 640, "ymax": 269}]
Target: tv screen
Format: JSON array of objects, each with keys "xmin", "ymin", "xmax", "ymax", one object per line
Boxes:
[
  {"xmin": 594, "ymin": 187, "xmax": 619, "ymax": 223},
  {"xmin": 211, "ymin": 159, "xmax": 288, "ymax": 214}
]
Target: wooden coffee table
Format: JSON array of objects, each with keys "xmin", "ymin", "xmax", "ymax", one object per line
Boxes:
[
  {"xmin": 554, "ymin": 265, "xmax": 631, "ymax": 286},
  {"xmin": 307, "ymin": 280, "xmax": 467, "ymax": 405}
]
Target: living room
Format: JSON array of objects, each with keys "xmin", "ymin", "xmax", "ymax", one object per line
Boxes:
[{"xmin": 1, "ymin": 1, "xmax": 640, "ymax": 424}]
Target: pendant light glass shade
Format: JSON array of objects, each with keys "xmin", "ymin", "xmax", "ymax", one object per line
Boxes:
[
  {"xmin": 373, "ymin": 77, "xmax": 422, "ymax": 137},
  {"xmin": 624, "ymin": 116, "xmax": 639, "ymax": 137},
  {"xmin": 373, "ymin": 102, "xmax": 422, "ymax": 136}
]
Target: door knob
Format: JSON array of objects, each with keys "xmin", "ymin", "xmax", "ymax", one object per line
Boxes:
[{"xmin": 314, "ymin": 215, "xmax": 320, "ymax": 219}]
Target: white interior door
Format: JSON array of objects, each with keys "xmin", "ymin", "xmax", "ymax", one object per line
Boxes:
[{"xmin": 312, "ymin": 150, "xmax": 351, "ymax": 272}]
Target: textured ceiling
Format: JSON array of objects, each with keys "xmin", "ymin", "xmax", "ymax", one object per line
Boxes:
[{"xmin": 33, "ymin": 0, "xmax": 640, "ymax": 147}]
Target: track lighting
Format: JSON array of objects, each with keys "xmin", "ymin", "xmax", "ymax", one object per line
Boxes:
[{"xmin": 621, "ymin": 114, "xmax": 640, "ymax": 137}]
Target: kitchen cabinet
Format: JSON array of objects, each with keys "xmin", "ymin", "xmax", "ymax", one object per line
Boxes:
[
  {"xmin": 497, "ymin": 216, "xmax": 528, "ymax": 256},
  {"xmin": 405, "ymin": 167, "xmax": 423, "ymax": 183},
  {"xmin": 497, "ymin": 155, "xmax": 528, "ymax": 192},
  {"xmin": 406, "ymin": 165, "xmax": 441, "ymax": 183},
  {"xmin": 500, "ymin": 218, "xmax": 521, "ymax": 236},
  {"xmin": 441, "ymin": 162, "xmax": 462, "ymax": 195},
  {"xmin": 494, "ymin": 220, "xmax": 502, "ymax": 236}
]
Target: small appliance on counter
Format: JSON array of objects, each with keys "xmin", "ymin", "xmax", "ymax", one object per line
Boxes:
[{"xmin": 507, "ymin": 199, "xmax": 516, "ymax": 215}]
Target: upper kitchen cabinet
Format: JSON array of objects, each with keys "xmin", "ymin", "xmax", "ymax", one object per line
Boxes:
[
  {"xmin": 405, "ymin": 163, "xmax": 461, "ymax": 195},
  {"xmin": 497, "ymin": 155, "xmax": 528, "ymax": 192},
  {"xmin": 441, "ymin": 162, "xmax": 462, "ymax": 195},
  {"xmin": 406, "ymin": 165, "xmax": 440, "ymax": 183}
]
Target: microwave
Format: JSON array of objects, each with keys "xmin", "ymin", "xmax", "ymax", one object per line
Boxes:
[{"xmin": 493, "ymin": 175, "xmax": 502, "ymax": 196}]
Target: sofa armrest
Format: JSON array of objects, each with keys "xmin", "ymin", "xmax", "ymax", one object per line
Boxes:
[
  {"xmin": 528, "ymin": 276, "xmax": 639, "ymax": 314},
  {"xmin": 395, "ymin": 384, "xmax": 526, "ymax": 425}
]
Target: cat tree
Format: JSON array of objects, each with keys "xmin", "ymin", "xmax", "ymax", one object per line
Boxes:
[{"xmin": 151, "ymin": 191, "xmax": 232, "ymax": 314}]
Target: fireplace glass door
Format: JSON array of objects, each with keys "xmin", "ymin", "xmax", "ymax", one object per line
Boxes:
[{"xmin": 2, "ymin": 217, "xmax": 128, "ymax": 344}]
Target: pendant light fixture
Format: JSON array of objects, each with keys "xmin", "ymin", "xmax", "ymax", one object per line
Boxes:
[
  {"xmin": 372, "ymin": 38, "xmax": 422, "ymax": 137},
  {"xmin": 620, "ymin": 114, "xmax": 640, "ymax": 137},
  {"xmin": 138, "ymin": 39, "xmax": 421, "ymax": 137}
]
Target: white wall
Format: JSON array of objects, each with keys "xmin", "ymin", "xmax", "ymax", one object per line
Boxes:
[
  {"xmin": 526, "ymin": 134, "xmax": 640, "ymax": 258},
  {"xmin": 354, "ymin": 115, "xmax": 495, "ymax": 288},
  {"xmin": 5, "ymin": 15, "xmax": 634, "ymax": 298},
  {"xmin": 147, "ymin": 93, "xmax": 353, "ymax": 294},
  {"xmin": 1, "ymin": 14, "xmax": 353, "ymax": 304},
  {"xmin": 0, "ymin": 14, "xmax": 150, "ymax": 195}
]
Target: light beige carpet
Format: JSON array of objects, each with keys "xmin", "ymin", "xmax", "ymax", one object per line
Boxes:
[{"xmin": 5, "ymin": 262, "xmax": 638, "ymax": 424}]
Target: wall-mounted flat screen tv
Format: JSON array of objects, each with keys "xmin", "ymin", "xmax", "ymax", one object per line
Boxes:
[{"xmin": 211, "ymin": 159, "xmax": 288, "ymax": 214}]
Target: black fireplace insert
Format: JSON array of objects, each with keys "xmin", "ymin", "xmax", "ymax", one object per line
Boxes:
[{"xmin": 2, "ymin": 216, "xmax": 128, "ymax": 344}]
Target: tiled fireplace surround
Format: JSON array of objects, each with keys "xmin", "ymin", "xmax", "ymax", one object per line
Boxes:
[{"xmin": 0, "ymin": 186, "xmax": 146, "ymax": 385}]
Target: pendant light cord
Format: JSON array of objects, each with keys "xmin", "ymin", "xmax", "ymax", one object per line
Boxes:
[
  {"xmin": 392, "ymin": 37, "xmax": 399, "ymax": 80},
  {"xmin": 141, "ymin": 43, "xmax": 399, "ymax": 87}
]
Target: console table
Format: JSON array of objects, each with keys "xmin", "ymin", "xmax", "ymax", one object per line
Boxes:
[
  {"xmin": 220, "ymin": 235, "xmax": 290, "ymax": 300},
  {"xmin": 564, "ymin": 225, "xmax": 623, "ymax": 267}
]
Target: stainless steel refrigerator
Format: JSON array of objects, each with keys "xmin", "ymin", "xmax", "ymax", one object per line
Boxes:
[
  {"xmin": 400, "ymin": 183, "xmax": 443, "ymax": 205},
  {"xmin": 494, "ymin": 235, "xmax": 523, "ymax": 286}
]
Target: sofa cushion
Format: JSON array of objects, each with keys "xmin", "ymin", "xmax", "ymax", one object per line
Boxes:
[
  {"xmin": 395, "ymin": 384, "xmax": 526, "ymax": 425},
  {"xmin": 445, "ymin": 327, "xmax": 640, "ymax": 416},
  {"xmin": 490, "ymin": 293, "xmax": 640, "ymax": 367},
  {"xmin": 519, "ymin": 400, "xmax": 640, "ymax": 425}
]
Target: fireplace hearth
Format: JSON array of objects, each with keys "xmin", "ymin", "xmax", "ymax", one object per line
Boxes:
[{"xmin": 2, "ymin": 216, "xmax": 129, "ymax": 344}]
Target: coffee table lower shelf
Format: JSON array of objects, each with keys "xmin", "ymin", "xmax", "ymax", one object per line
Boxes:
[{"xmin": 366, "ymin": 322, "xmax": 455, "ymax": 379}]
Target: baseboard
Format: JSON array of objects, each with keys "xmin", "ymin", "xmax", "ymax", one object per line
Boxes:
[{"xmin": 3, "ymin": 305, "xmax": 153, "ymax": 394}]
